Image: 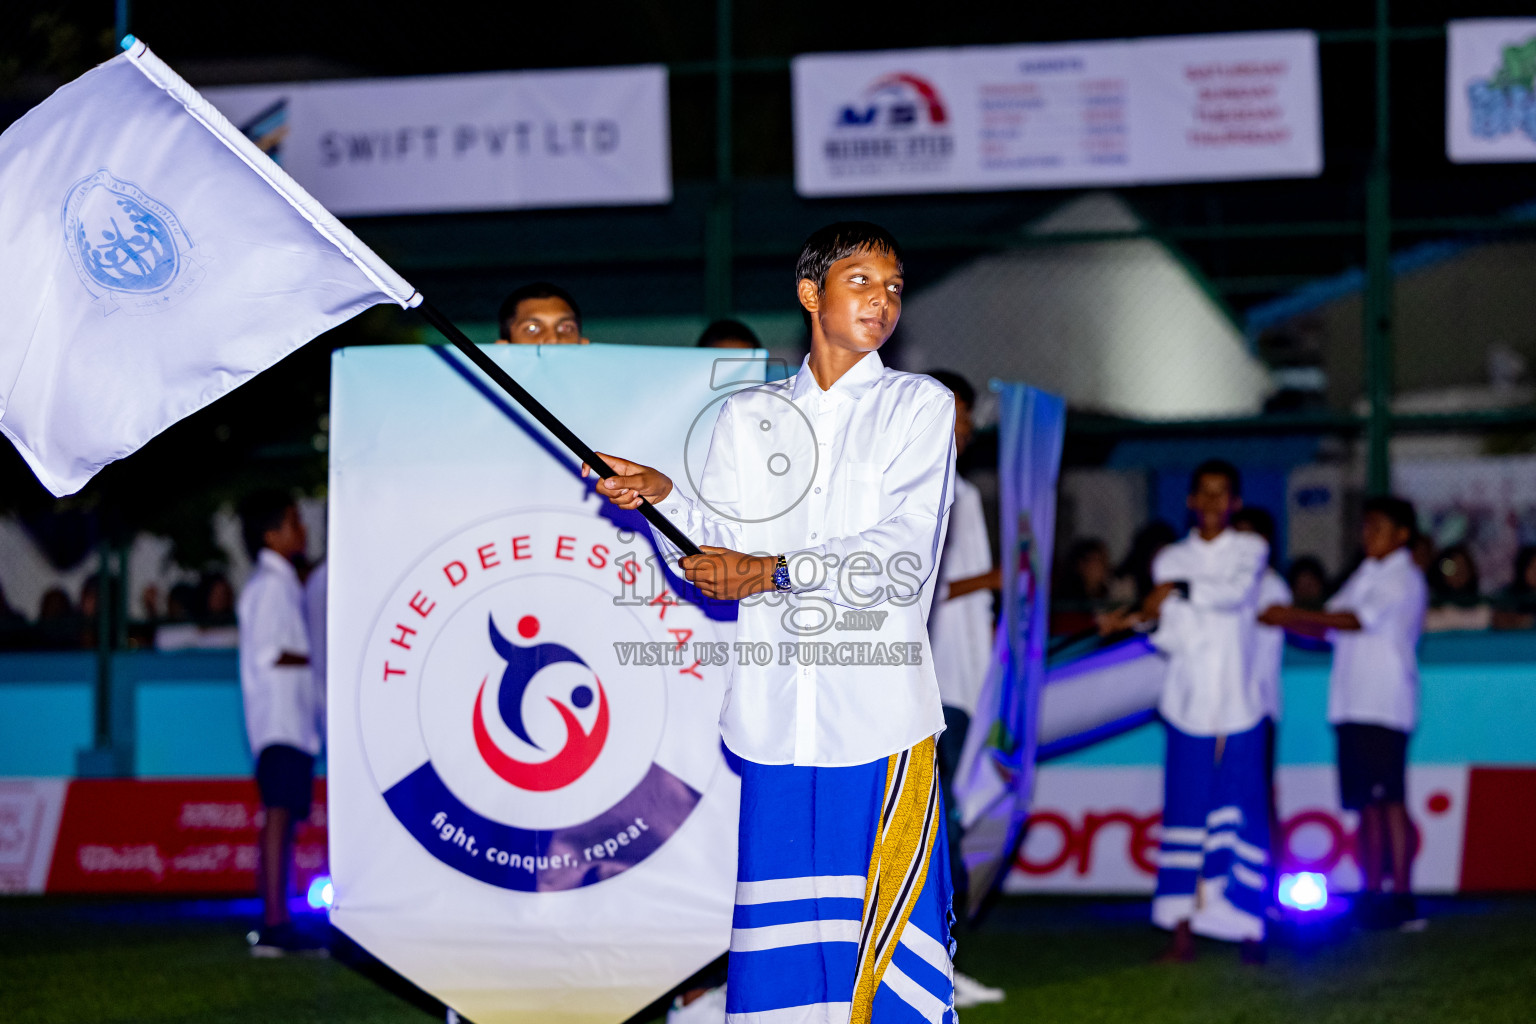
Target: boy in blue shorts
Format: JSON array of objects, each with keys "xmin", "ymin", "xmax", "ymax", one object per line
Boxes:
[{"xmin": 1261, "ymin": 496, "xmax": 1427, "ymax": 929}]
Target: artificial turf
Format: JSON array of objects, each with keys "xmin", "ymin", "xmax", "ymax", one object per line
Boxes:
[{"xmin": 2, "ymin": 895, "xmax": 1533, "ymax": 1023}]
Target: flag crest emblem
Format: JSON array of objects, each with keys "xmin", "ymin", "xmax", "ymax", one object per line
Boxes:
[{"xmin": 61, "ymin": 169, "xmax": 203, "ymax": 314}]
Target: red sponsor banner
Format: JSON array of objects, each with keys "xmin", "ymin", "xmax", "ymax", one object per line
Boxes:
[
  {"xmin": 1006, "ymin": 765, "xmax": 1477, "ymax": 894},
  {"xmin": 1460, "ymin": 767, "xmax": 1536, "ymax": 891},
  {"xmin": 45, "ymin": 779, "xmax": 327, "ymax": 894}
]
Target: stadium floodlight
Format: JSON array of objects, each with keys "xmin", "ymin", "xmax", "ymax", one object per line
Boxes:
[
  {"xmin": 306, "ymin": 875, "xmax": 335, "ymax": 910},
  {"xmin": 1277, "ymin": 871, "xmax": 1328, "ymax": 912}
]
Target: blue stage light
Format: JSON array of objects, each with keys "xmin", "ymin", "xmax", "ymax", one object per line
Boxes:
[
  {"xmin": 1278, "ymin": 871, "xmax": 1328, "ymax": 912},
  {"xmin": 306, "ymin": 875, "xmax": 334, "ymax": 910}
]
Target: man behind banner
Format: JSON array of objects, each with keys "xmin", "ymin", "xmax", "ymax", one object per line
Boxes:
[{"xmin": 588, "ymin": 222, "xmax": 958, "ymax": 1024}]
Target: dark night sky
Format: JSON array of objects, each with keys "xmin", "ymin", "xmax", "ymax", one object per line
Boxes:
[{"xmin": 4, "ymin": 2, "xmax": 1536, "ymax": 534}]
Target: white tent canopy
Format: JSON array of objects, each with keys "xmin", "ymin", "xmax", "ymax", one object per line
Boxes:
[{"xmin": 897, "ymin": 193, "xmax": 1274, "ymax": 420}]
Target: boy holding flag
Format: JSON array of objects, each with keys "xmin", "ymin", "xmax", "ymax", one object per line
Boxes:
[{"xmin": 589, "ymin": 222, "xmax": 958, "ymax": 1023}]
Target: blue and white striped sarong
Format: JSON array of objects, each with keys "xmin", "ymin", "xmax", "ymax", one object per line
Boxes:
[
  {"xmin": 1153, "ymin": 720, "xmax": 1271, "ymax": 942},
  {"xmin": 727, "ymin": 737, "xmax": 955, "ymax": 1024}
]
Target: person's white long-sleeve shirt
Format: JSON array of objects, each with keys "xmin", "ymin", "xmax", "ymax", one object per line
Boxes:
[
  {"xmin": 303, "ymin": 559, "xmax": 328, "ymax": 739},
  {"xmin": 653, "ymin": 351, "xmax": 955, "ymax": 767},
  {"xmin": 1150, "ymin": 528, "xmax": 1268, "ymax": 737},
  {"xmin": 1254, "ymin": 567, "xmax": 1292, "ymax": 722},
  {"xmin": 929, "ymin": 475, "xmax": 994, "ymax": 716},
  {"xmin": 237, "ymin": 548, "xmax": 322, "ymax": 757},
  {"xmin": 1326, "ymin": 547, "xmax": 1427, "ymax": 731}
]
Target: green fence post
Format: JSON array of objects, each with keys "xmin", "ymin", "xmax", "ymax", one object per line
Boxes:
[
  {"xmin": 1364, "ymin": 0, "xmax": 1394, "ymax": 496},
  {"xmin": 704, "ymin": 0, "xmax": 734, "ymax": 320}
]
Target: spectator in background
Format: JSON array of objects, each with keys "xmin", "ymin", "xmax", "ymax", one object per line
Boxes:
[
  {"xmin": 696, "ymin": 318, "xmax": 761, "ymax": 349},
  {"xmin": 237, "ymin": 490, "xmax": 325, "ymax": 956},
  {"xmin": 1411, "ymin": 533, "xmax": 1437, "ymax": 572},
  {"xmin": 1112, "ymin": 521, "xmax": 1178, "ymax": 604},
  {"xmin": 35, "ymin": 587, "xmax": 76, "ymax": 650},
  {"xmin": 1286, "ymin": 556, "xmax": 1330, "ymax": 611},
  {"xmin": 0, "ymin": 582, "xmax": 25, "ymax": 650},
  {"xmin": 166, "ymin": 582, "xmax": 199, "ymax": 622},
  {"xmin": 495, "ymin": 281, "xmax": 589, "ymax": 345},
  {"xmin": 200, "ymin": 573, "xmax": 236, "ymax": 626},
  {"xmin": 1260, "ymin": 496, "xmax": 1427, "ymax": 931},
  {"xmin": 77, "ymin": 574, "xmax": 101, "ymax": 649},
  {"xmin": 1424, "ymin": 543, "xmax": 1491, "ymax": 632},
  {"xmin": 1054, "ymin": 537, "xmax": 1113, "ymax": 636},
  {"xmin": 923, "ymin": 368, "xmax": 1005, "ymax": 1008},
  {"xmin": 1493, "ymin": 546, "xmax": 1536, "ymax": 630}
]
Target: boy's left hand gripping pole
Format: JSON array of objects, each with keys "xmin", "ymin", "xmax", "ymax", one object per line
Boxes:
[{"xmin": 415, "ymin": 300, "xmax": 703, "ymax": 558}]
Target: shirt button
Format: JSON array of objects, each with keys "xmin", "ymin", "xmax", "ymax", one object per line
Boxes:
[
  {"xmin": 811, "ymin": 533, "xmax": 818, "ymax": 540},
  {"xmin": 814, "ymin": 487, "xmax": 822, "ymax": 494}
]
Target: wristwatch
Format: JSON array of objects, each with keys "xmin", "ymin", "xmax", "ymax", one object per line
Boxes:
[{"xmin": 773, "ymin": 554, "xmax": 792, "ymax": 593}]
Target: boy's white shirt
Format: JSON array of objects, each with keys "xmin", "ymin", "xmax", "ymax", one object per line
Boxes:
[
  {"xmin": 652, "ymin": 350, "xmax": 956, "ymax": 767},
  {"xmin": 1254, "ymin": 568, "xmax": 1292, "ymax": 721},
  {"xmin": 1149, "ymin": 528, "xmax": 1269, "ymax": 737},
  {"xmin": 1326, "ymin": 547, "xmax": 1428, "ymax": 732},
  {"xmin": 929, "ymin": 475, "xmax": 994, "ymax": 716},
  {"xmin": 237, "ymin": 548, "xmax": 323, "ymax": 757}
]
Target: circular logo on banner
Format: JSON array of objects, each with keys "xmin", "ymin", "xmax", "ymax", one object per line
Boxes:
[{"xmin": 359, "ymin": 508, "xmax": 724, "ymax": 891}]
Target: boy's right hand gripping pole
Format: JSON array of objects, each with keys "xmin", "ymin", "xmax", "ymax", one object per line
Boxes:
[{"xmin": 414, "ymin": 299, "xmax": 703, "ymax": 558}]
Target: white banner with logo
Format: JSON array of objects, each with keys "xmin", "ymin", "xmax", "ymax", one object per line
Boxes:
[
  {"xmin": 205, "ymin": 66, "xmax": 670, "ymax": 215},
  {"xmin": 1447, "ymin": 19, "xmax": 1536, "ymax": 163},
  {"xmin": 792, "ymin": 31, "xmax": 1320, "ymax": 196},
  {"xmin": 329, "ymin": 345, "xmax": 755, "ymax": 1023}
]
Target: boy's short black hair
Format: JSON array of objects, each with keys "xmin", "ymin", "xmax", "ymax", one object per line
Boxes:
[
  {"xmin": 924, "ymin": 369, "xmax": 976, "ymax": 408},
  {"xmin": 696, "ymin": 318, "xmax": 760, "ymax": 348},
  {"xmin": 1231, "ymin": 506, "xmax": 1276, "ymax": 545},
  {"xmin": 239, "ymin": 489, "xmax": 296, "ymax": 559},
  {"xmin": 497, "ymin": 282, "xmax": 582, "ymax": 339},
  {"xmin": 1189, "ymin": 458, "xmax": 1242, "ymax": 497},
  {"xmin": 795, "ymin": 221, "xmax": 904, "ymax": 291},
  {"xmin": 1363, "ymin": 495, "xmax": 1417, "ymax": 537}
]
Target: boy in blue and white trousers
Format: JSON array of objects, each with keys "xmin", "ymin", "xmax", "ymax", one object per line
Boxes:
[{"xmin": 591, "ymin": 222, "xmax": 958, "ymax": 1023}]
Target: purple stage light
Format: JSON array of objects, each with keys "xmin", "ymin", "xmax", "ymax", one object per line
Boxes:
[
  {"xmin": 1277, "ymin": 871, "xmax": 1328, "ymax": 912},
  {"xmin": 306, "ymin": 875, "xmax": 334, "ymax": 910}
]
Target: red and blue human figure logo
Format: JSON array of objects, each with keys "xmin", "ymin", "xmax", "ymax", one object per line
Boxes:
[{"xmin": 474, "ymin": 614, "xmax": 610, "ymax": 791}]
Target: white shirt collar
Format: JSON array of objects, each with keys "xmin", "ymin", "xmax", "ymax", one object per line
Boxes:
[
  {"xmin": 1367, "ymin": 546, "xmax": 1413, "ymax": 571},
  {"xmin": 257, "ymin": 547, "xmax": 299, "ymax": 580},
  {"xmin": 789, "ymin": 350, "xmax": 884, "ymax": 403}
]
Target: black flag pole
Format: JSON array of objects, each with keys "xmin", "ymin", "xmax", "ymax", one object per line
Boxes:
[{"xmin": 415, "ymin": 300, "xmax": 703, "ymax": 558}]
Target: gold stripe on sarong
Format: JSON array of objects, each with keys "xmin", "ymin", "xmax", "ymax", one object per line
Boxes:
[{"xmin": 850, "ymin": 735, "xmax": 940, "ymax": 1024}]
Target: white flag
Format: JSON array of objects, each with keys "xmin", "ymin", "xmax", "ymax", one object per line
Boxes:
[{"xmin": 0, "ymin": 38, "xmax": 420, "ymax": 497}]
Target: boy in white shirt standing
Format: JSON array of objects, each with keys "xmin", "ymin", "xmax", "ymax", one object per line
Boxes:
[
  {"xmin": 589, "ymin": 222, "xmax": 958, "ymax": 1024},
  {"xmin": 1129, "ymin": 460, "xmax": 1271, "ymax": 963},
  {"xmin": 237, "ymin": 490, "xmax": 325, "ymax": 957},
  {"xmin": 1260, "ymin": 496, "xmax": 1427, "ymax": 929}
]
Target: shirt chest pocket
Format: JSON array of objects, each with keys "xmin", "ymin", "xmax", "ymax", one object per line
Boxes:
[{"xmin": 841, "ymin": 462, "xmax": 883, "ymax": 534}]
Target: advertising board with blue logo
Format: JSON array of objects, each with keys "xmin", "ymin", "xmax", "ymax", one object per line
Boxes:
[
  {"xmin": 792, "ymin": 31, "xmax": 1321, "ymax": 197},
  {"xmin": 1447, "ymin": 19, "xmax": 1536, "ymax": 163},
  {"xmin": 328, "ymin": 345, "xmax": 756, "ymax": 1023}
]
